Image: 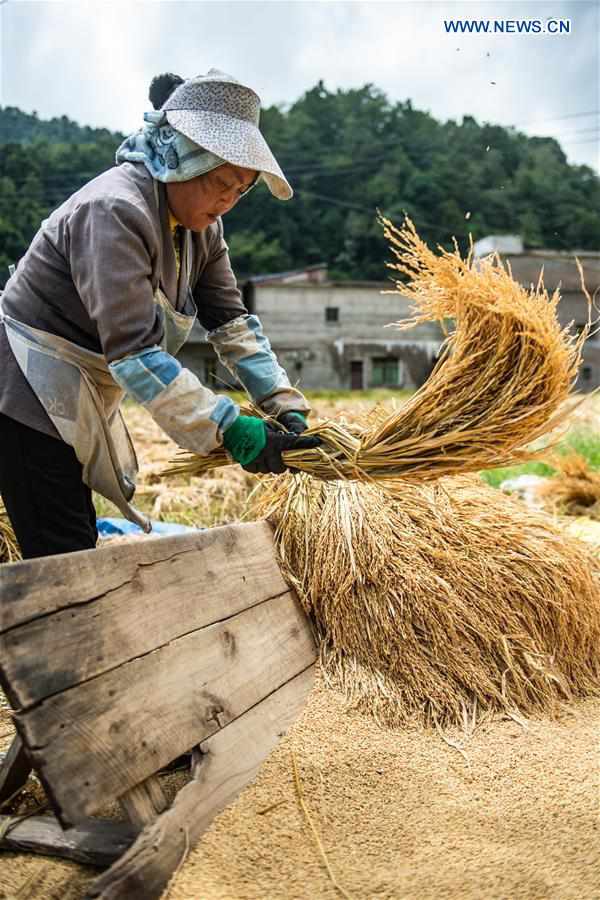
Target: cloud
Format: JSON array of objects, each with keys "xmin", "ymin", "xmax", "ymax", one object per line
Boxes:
[
  {"xmin": 2, "ymin": 1, "xmax": 167, "ymax": 131},
  {"xmin": 1, "ymin": 0, "xmax": 597, "ymax": 171}
]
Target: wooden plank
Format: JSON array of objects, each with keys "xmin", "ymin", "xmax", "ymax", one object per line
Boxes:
[
  {"xmin": 120, "ymin": 777, "xmax": 168, "ymax": 828},
  {"xmin": 142, "ymin": 776, "xmax": 169, "ymax": 815},
  {"xmin": 86, "ymin": 664, "xmax": 315, "ymax": 900},
  {"xmin": 0, "ymin": 814, "xmax": 136, "ymax": 867},
  {"xmin": 15, "ymin": 591, "xmax": 316, "ymax": 826},
  {"xmin": 0, "ymin": 735, "xmax": 32, "ymax": 807},
  {"xmin": 0, "ymin": 531, "xmax": 207, "ymax": 628},
  {"xmin": 0, "ymin": 521, "xmax": 288, "ymax": 709}
]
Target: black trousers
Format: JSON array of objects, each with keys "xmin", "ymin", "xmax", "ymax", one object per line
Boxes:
[{"xmin": 0, "ymin": 413, "xmax": 97, "ymax": 559}]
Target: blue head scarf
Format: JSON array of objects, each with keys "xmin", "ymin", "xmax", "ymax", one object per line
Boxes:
[{"xmin": 116, "ymin": 110, "xmax": 225, "ymax": 182}]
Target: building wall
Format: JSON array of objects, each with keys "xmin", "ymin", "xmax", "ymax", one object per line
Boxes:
[
  {"xmin": 252, "ymin": 282, "xmax": 439, "ymax": 343},
  {"xmin": 181, "ymin": 262, "xmax": 600, "ymax": 392},
  {"xmin": 182, "ymin": 282, "xmax": 445, "ymax": 391},
  {"xmin": 498, "ymin": 253, "xmax": 600, "ymax": 295},
  {"xmin": 579, "ymin": 344, "xmax": 600, "ymax": 391},
  {"xmin": 497, "ymin": 254, "xmax": 600, "ymax": 391},
  {"xmin": 251, "ymin": 283, "xmax": 444, "ymax": 390}
]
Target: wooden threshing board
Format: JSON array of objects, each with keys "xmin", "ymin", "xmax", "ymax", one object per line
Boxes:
[{"xmin": 0, "ymin": 521, "xmax": 317, "ymax": 899}]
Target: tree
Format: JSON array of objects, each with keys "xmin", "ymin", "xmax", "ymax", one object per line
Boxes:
[{"xmin": 0, "ymin": 89, "xmax": 598, "ymax": 288}]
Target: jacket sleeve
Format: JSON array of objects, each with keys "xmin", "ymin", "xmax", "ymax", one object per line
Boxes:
[
  {"xmin": 68, "ymin": 196, "xmax": 239, "ymax": 455},
  {"xmin": 196, "ymin": 219, "xmax": 311, "ymax": 418}
]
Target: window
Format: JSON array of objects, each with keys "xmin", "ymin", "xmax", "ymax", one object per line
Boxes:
[
  {"xmin": 325, "ymin": 307, "xmax": 339, "ymax": 323},
  {"xmin": 371, "ymin": 357, "xmax": 399, "ymax": 387}
]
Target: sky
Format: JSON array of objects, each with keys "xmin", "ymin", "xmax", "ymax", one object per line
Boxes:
[{"xmin": 0, "ymin": 0, "xmax": 598, "ymax": 173}]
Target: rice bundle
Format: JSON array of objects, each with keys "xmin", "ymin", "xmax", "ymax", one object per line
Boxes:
[
  {"xmin": 0, "ymin": 502, "xmax": 20, "ymax": 564},
  {"xmin": 539, "ymin": 453, "xmax": 600, "ymax": 518},
  {"xmin": 169, "ymin": 216, "xmax": 586, "ymax": 487},
  {"xmin": 254, "ymin": 473, "xmax": 600, "ymax": 728}
]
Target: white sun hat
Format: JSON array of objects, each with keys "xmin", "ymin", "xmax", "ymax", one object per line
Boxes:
[{"xmin": 162, "ymin": 69, "xmax": 293, "ymax": 201}]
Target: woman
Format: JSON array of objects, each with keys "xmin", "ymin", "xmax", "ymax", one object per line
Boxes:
[{"xmin": 0, "ymin": 69, "xmax": 319, "ymax": 559}]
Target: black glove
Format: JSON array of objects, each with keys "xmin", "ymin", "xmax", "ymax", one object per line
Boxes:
[
  {"xmin": 243, "ymin": 426, "xmax": 321, "ymax": 475},
  {"xmin": 277, "ymin": 411, "xmax": 309, "ymax": 435}
]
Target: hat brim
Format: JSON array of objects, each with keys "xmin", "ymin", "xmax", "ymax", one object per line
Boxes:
[{"xmin": 165, "ymin": 109, "xmax": 293, "ymax": 200}]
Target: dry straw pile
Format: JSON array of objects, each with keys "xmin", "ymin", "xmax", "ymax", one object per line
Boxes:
[
  {"xmin": 170, "ymin": 215, "xmax": 587, "ymax": 487},
  {"xmin": 255, "ymin": 472, "xmax": 600, "ymax": 728},
  {"xmin": 539, "ymin": 453, "xmax": 600, "ymax": 518}
]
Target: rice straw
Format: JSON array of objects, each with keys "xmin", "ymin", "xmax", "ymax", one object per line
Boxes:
[{"xmin": 167, "ymin": 216, "xmax": 587, "ymax": 488}]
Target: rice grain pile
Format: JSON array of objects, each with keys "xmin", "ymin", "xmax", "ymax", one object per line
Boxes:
[
  {"xmin": 169, "ymin": 216, "xmax": 587, "ymax": 487},
  {"xmin": 254, "ymin": 472, "xmax": 600, "ymax": 728}
]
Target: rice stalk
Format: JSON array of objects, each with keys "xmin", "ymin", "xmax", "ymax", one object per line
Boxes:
[
  {"xmin": 539, "ymin": 453, "xmax": 600, "ymax": 518},
  {"xmin": 253, "ymin": 473, "xmax": 600, "ymax": 728},
  {"xmin": 166, "ymin": 216, "xmax": 588, "ymax": 487},
  {"xmin": 0, "ymin": 502, "xmax": 20, "ymax": 564}
]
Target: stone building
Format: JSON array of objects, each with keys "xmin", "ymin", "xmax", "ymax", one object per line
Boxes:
[
  {"xmin": 178, "ymin": 242, "xmax": 600, "ymax": 393},
  {"xmin": 473, "ymin": 236, "xmax": 600, "ymax": 391},
  {"xmin": 179, "ymin": 274, "xmax": 443, "ymax": 392}
]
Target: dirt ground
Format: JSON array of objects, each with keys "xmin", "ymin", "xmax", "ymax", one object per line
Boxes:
[{"xmin": 168, "ymin": 683, "xmax": 600, "ymax": 900}]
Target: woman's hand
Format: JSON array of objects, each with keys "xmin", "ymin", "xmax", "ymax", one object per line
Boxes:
[
  {"xmin": 244, "ymin": 426, "xmax": 320, "ymax": 474},
  {"xmin": 223, "ymin": 415, "xmax": 320, "ymax": 474}
]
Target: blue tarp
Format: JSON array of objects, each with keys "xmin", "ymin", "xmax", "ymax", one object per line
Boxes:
[{"xmin": 97, "ymin": 517, "xmax": 202, "ymax": 537}]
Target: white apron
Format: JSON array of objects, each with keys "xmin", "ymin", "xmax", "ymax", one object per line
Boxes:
[{"xmin": 0, "ymin": 224, "xmax": 196, "ymax": 532}]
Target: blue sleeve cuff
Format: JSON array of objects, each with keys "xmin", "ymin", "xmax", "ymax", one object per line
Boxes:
[{"xmin": 109, "ymin": 347, "xmax": 182, "ymax": 404}]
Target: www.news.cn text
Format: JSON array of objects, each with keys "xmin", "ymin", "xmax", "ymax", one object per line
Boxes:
[{"xmin": 444, "ymin": 19, "xmax": 571, "ymax": 35}]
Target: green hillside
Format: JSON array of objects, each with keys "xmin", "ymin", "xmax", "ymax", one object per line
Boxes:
[
  {"xmin": 0, "ymin": 85, "xmax": 598, "ymax": 287},
  {"xmin": 0, "ymin": 105, "xmax": 124, "ymax": 146}
]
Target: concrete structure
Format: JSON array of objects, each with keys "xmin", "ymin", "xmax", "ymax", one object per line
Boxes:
[
  {"xmin": 179, "ymin": 278, "xmax": 444, "ymax": 392},
  {"xmin": 473, "ymin": 238, "xmax": 600, "ymax": 391},
  {"xmin": 245, "ymin": 263, "xmax": 328, "ymax": 287},
  {"xmin": 178, "ymin": 245, "xmax": 600, "ymax": 393},
  {"xmin": 473, "ymin": 235, "xmax": 524, "ymax": 256}
]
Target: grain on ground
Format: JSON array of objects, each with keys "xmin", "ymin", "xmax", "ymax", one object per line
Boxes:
[{"xmin": 167, "ymin": 680, "xmax": 600, "ymax": 900}]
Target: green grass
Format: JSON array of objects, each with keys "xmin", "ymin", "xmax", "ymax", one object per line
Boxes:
[
  {"xmin": 479, "ymin": 461, "xmax": 556, "ymax": 489},
  {"xmin": 304, "ymin": 388, "xmax": 414, "ymax": 403},
  {"xmin": 565, "ymin": 430, "xmax": 600, "ymax": 469},
  {"xmin": 480, "ymin": 428, "xmax": 600, "ymax": 488},
  {"xmin": 123, "ymin": 387, "xmax": 414, "ymax": 408},
  {"xmin": 224, "ymin": 388, "xmax": 414, "ymax": 405}
]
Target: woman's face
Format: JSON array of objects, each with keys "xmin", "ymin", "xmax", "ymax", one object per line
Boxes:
[{"xmin": 165, "ymin": 163, "xmax": 258, "ymax": 231}]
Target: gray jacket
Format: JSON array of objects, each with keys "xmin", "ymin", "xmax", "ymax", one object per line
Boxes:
[{"xmin": 0, "ymin": 161, "xmax": 307, "ymax": 437}]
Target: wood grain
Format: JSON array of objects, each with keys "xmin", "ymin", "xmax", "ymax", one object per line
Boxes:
[
  {"xmin": 0, "ymin": 734, "xmax": 32, "ymax": 808},
  {"xmin": 15, "ymin": 591, "xmax": 315, "ymax": 825},
  {"xmin": 120, "ymin": 776, "xmax": 168, "ymax": 828},
  {"xmin": 0, "ymin": 531, "xmax": 209, "ymax": 628},
  {"xmin": 0, "ymin": 521, "xmax": 288, "ymax": 709},
  {"xmin": 86, "ymin": 664, "xmax": 315, "ymax": 900},
  {"xmin": 0, "ymin": 814, "xmax": 136, "ymax": 867}
]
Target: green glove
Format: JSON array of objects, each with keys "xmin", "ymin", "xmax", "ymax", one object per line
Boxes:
[{"xmin": 222, "ymin": 415, "xmax": 267, "ymax": 466}]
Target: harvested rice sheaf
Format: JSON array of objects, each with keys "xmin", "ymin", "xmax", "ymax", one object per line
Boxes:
[
  {"xmin": 169, "ymin": 216, "xmax": 587, "ymax": 486},
  {"xmin": 255, "ymin": 473, "xmax": 600, "ymax": 728}
]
